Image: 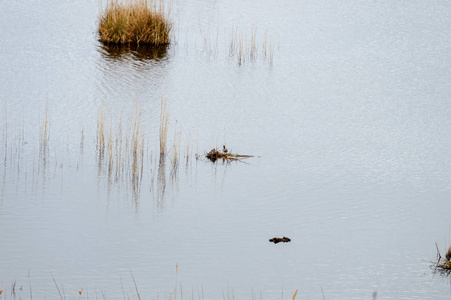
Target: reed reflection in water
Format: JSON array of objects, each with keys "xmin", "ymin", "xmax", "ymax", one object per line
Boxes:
[
  {"xmin": 95, "ymin": 43, "xmax": 171, "ymax": 106},
  {"xmin": 99, "ymin": 43, "xmax": 169, "ymax": 61}
]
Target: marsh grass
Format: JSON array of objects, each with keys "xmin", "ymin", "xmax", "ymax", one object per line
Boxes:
[
  {"xmin": 170, "ymin": 122, "xmax": 181, "ymax": 177},
  {"xmin": 434, "ymin": 243, "xmax": 451, "ymax": 274},
  {"xmin": 96, "ymin": 107, "xmax": 145, "ymax": 188},
  {"xmin": 92, "ymin": 101, "xmax": 193, "ymax": 203},
  {"xmin": 98, "ymin": 0, "xmax": 172, "ymax": 45},
  {"xmin": 2, "ymin": 106, "xmax": 8, "ymax": 168},
  {"xmin": 80, "ymin": 124, "xmax": 85, "ymax": 155},
  {"xmin": 1, "ymin": 112, "xmax": 25, "ymax": 179},
  {"xmin": 39, "ymin": 104, "xmax": 50, "ymax": 167},
  {"xmin": 228, "ymin": 26, "xmax": 274, "ymax": 65},
  {"xmin": 96, "ymin": 105, "xmax": 106, "ymax": 156},
  {"xmin": 1, "ymin": 100, "xmax": 196, "ymax": 205},
  {"xmin": 159, "ymin": 97, "xmax": 170, "ymax": 156}
]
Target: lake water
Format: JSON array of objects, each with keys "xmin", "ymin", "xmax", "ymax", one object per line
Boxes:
[{"xmin": 1, "ymin": 0, "xmax": 451, "ymax": 299}]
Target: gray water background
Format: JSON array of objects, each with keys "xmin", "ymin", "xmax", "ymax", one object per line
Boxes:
[{"xmin": 1, "ymin": 0, "xmax": 451, "ymax": 299}]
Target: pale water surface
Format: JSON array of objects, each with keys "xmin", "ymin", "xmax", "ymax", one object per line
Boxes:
[{"xmin": 1, "ymin": 0, "xmax": 451, "ymax": 299}]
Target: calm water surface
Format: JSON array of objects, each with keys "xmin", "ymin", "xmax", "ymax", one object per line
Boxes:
[{"xmin": 1, "ymin": 0, "xmax": 451, "ymax": 299}]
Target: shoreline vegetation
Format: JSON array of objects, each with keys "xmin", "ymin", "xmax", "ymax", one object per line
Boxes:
[{"xmin": 98, "ymin": 0, "xmax": 172, "ymax": 45}]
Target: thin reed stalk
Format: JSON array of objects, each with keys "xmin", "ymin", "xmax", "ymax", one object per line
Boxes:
[
  {"xmin": 159, "ymin": 97, "xmax": 169, "ymax": 156},
  {"xmin": 97, "ymin": 105, "xmax": 106, "ymax": 156},
  {"xmin": 2, "ymin": 107, "xmax": 7, "ymax": 166},
  {"xmin": 39, "ymin": 104, "xmax": 50, "ymax": 168},
  {"xmin": 228, "ymin": 26, "xmax": 275, "ymax": 65},
  {"xmin": 80, "ymin": 124, "xmax": 85, "ymax": 155},
  {"xmin": 131, "ymin": 108, "xmax": 144, "ymax": 181},
  {"xmin": 170, "ymin": 123, "xmax": 181, "ymax": 178},
  {"xmin": 185, "ymin": 138, "xmax": 190, "ymax": 166},
  {"xmin": 95, "ymin": 106, "xmax": 147, "ymax": 201}
]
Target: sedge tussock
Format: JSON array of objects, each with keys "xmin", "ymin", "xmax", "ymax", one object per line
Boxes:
[{"xmin": 98, "ymin": 0, "xmax": 172, "ymax": 45}]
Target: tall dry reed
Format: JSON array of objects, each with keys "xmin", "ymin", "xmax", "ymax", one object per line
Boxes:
[
  {"xmin": 39, "ymin": 104, "xmax": 50, "ymax": 168},
  {"xmin": 170, "ymin": 122, "xmax": 181, "ymax": 176},
  {"xmin": 96, "ymin": 105, "xmax": 106, "ymax": 156},
  {"xmin": 159, "ymin": 97, "xmax": 169, "ymax": 156},
  {"xmin": 229, "ymin": 26, "xmax": 274, "ymax": 65}
]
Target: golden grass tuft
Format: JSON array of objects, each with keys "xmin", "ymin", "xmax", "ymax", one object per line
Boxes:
[{"xmin": 98, "ymin": 0, "xmax": 172, "ymax": 45}]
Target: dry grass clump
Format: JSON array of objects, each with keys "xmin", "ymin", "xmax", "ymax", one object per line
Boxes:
[
  {"xmin": 434, "ymin": 244, "xmax": 451, "ymax": 274},
  {"xmin": 98, "ymin": 0, "xmax": 172, "ymax": 45}
]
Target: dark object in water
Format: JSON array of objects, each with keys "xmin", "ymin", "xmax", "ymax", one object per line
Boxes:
[
  {"xmin": 269, "ymin": 237, "xmax": 291, "ymax": 244},
  {"xmin": 205, "ymin": 148, "xmax": 228, "ymax": 162},
  {"xmin": 205, "ymin": 147, "xmax": 253, "ymax": 162}
]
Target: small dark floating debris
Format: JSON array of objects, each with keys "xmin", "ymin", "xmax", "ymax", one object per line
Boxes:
[
  {"xmin": 269, "ymin": 237, "xmax": 291, "ymax": 244},
  {"xmin": 205, "ymin": 146, "xmax": 254, "ymax": 162}
]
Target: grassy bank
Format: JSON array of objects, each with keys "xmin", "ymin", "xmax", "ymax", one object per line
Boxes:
[{"xmin": 98, "ymin": 0, "xmax": 172, "ymax": 45}]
